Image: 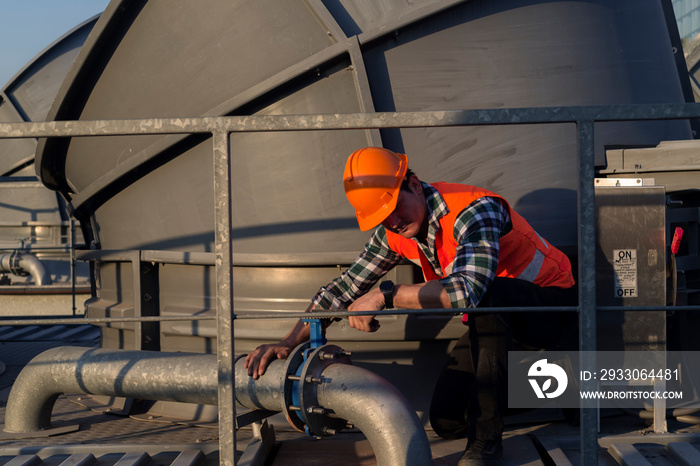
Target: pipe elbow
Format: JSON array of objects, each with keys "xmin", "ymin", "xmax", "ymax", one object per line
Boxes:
[
  {"xmin": 4, "ymin": 346, "xmax": 218, "ymax": 434},
  {"xmin": 0, "ymin": 252, "xmax": 52, "ymax": 286},
  {"xmin": 4, "ymin": 347, "xmax": 73, "ymax": 432},
  {"xmin": 317, "ymin": 364, "xmax": 432, "ymax": 466},
  {"xmin": 19, "ymin": 253, "xmax": 52, "ymax": 286},
  {"xmin": 234, "ymin": 345, "xmax": 432, "ymax": 465}
]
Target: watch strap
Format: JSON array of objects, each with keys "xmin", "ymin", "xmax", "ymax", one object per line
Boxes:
[{"xmin": 380, "ymin": 280, "xmax": 395, "ymax": 309}]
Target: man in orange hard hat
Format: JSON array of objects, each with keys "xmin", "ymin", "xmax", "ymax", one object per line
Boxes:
[{"xmin": 245, "ymin": 147, "xmax": 577, "ymax": 466}]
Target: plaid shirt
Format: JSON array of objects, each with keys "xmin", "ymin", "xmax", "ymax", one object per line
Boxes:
[{"xmin": 312, "ymin": 182, "xmax": 510, "ymax": 309}]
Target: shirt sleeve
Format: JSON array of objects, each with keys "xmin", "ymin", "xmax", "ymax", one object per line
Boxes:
[
  {"xmin": 439, "ymin": 196, "xmax": 510, "ymax": 309},
  {"xmin": 311, "ymin": 227, "xmax": 403, "ymax": 309}
]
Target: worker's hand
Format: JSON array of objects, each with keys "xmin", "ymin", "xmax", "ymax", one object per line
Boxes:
[
  {"xmin": 347, "ymin": 289, "xmax": 384, "ymax": 332},
  {"xmin": 244, "ymin": 342, "xmax": 293, "ymax": 379}
]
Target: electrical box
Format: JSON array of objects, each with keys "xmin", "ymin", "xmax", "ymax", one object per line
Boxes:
[{"xmin": 595, "ymin": 183, "xmax": 666, "ymax": 351}]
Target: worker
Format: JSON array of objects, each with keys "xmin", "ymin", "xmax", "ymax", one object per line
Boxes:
[{"xmin": 245, "ymin": 147, "xmax": 577, "ymax": 466}]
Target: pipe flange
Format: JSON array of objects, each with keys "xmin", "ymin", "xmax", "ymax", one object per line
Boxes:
[
  {"xmin": 9, "ymin": 251, "xmax": 28, "ymax": 277},
  {"xmin": 298, "ymin": 344, "xmax": 352, "ymax": 437},
  {"xmin": 281, "ymin": 342, "xmax": 310, "ymax": 433}
]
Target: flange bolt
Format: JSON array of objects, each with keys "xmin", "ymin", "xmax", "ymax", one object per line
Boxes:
[
  {"xmin": 319, "ymin": 351, "xmax": 338, "ymax": 361},
  {"xmin": 307, "ymin": 406, "xmax": 326, "ymax": 415}
]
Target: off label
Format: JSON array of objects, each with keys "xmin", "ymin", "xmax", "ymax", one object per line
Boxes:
[{"xmin": 613, "ymin": 249, "xmax": 637, "ymax": 298}]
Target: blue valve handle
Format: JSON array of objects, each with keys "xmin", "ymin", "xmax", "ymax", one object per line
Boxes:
[
  {"xmin": 291, "ymin": 318, "xmax": 328, "ymax": 429},
  {"xmin": 302, "ymin": 318, "xmax": 327, "ymax": 350}
]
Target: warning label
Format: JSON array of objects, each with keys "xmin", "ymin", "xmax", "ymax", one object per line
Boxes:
[{"xmin": 613, "ymin": 249, "xmax": 637, "ymax": 298}]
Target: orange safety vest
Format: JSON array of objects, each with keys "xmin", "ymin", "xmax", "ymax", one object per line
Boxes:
[{"xmin": 385, "ymin": 182, "xmax": 574, "ymax": 308}]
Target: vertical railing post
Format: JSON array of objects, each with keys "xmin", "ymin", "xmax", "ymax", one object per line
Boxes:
[
  {"xmin": 70, "ymin": 218, "xmax": 77, "ymax": 315},
  {"xmin": 213, "ymin": 130, "xmax": 237, "ymax": 466},
  {"xmin": 577, "ymin": 119, "xmax": 598, "ymax": 466}
]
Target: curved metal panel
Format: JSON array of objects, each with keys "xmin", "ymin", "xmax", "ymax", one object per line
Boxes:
[
  {"xmin": 1, "ymin": 16, "xmax": 98, "ymax": 175},
  {"xmin": 2, "ymin": 16, "xmax": 98, "ymax": 122}
]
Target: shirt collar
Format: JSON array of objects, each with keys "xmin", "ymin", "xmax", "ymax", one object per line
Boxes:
[{"xmin": 422, "ymin": 182, "xmax": 450, "ymax": 228}]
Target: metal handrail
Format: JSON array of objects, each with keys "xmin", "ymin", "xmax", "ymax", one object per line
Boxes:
[
  {"xmin": 1, "ymin": 103, "xmax": 700, "ymax": 137},
  {"xmin": 4, "ymin": 304, "xmax": 700, "ymax": 327}
]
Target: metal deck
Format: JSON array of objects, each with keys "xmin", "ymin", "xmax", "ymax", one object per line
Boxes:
[{"xmin": 4, "ymin": 395, "xmax": 700, "ymax": 465}]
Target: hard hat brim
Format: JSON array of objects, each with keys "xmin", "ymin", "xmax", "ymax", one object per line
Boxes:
[{"xmin": 354, "ymin": 191, "xmax": 400, "ymax": 231}]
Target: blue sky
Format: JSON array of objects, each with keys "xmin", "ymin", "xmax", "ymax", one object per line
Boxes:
[{"xmin": 0, "ymin": 0, "xmax": 110, "ymax": 87}]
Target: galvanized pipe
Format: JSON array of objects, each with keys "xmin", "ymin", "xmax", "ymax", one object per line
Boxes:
[
  {"xmin": 316, "ymin": 363, "xmax": 432, "ymax": 466},
  {"xmin": 232, "ymin": 358, "xmax": 287, "ymax": 412},
  {"xmin": 234, "ymin": 357, "xmax": 432, "ymax": 466},
  {"xmin": 0, "ymin": 252, "xmax": 52, "ymax": 286},
  {"xmin": 5, "ymin": 346, "xmax": 432, "ymax": 465},
  {"xmin": 4, "ymin": 346, "xmax": 217, "ymax": 433}
]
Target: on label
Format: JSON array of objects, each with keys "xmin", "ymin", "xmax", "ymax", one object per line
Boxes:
[{"xmin": 613, "ymin": 249, "xmax": 637, "ymax": 298}]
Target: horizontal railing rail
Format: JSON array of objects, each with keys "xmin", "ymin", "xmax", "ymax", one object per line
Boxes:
[{"xmin": 1, "ymin": 103, "xmax": 700, "ymax": 138}]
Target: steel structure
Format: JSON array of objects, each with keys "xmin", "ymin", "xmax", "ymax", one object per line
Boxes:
[
  {"xmin": 0, "ymin": 15, "xmax": 98, "ymax": 312},
  {"xmin": 29, "ymin": 3, "xmax": 693, "ymax": 389},
  {"xmin": 3, "ymin": 102, "xmax": 700, "ymax": 464}
]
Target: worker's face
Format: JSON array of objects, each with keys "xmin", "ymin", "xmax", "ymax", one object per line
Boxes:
[{"xmin": 380, "ymin": 175, "xmax": 427, "ymax": 239}]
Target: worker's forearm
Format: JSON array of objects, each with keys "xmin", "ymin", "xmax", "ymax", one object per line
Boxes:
[
  {"xmin": 280, "ymin": 319, "xmax": 311, "ymax": 347},
  {"xmin": 279, "ymin": 302, "xmax": 317, "ymax": 347},
  {"xmin": 392, "ymin": 280, "xmax": 452, "ymax": 309}
]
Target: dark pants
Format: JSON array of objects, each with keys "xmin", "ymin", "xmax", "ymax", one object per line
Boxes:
[{"xmin": 429, "ymin": 277, "xmax": 578, "ymax": 440}]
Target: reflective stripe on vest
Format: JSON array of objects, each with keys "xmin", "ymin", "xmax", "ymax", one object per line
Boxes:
[{"xmin": 517, "ymin": 249, "xmax": 544, "ymax": 283}]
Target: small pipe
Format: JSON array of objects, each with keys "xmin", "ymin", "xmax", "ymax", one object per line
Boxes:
[{"xmin": 0, "ymin": 252, "xmax": 52, "ymax": 286}]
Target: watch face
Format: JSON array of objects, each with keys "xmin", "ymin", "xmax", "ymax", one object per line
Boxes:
[{"xmin": 380, "ymin": 280, "xmax": 394, "ymax": 292}]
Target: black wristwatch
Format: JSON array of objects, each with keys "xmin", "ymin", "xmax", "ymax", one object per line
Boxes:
[{"xmin": 379, "ymin": 280, "xmax": 395, "ymax": 309}]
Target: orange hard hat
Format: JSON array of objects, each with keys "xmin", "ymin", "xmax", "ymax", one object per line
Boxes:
[{"xmin": 343, "ymin": 147, "xmax": 408, "ymax": 231}]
